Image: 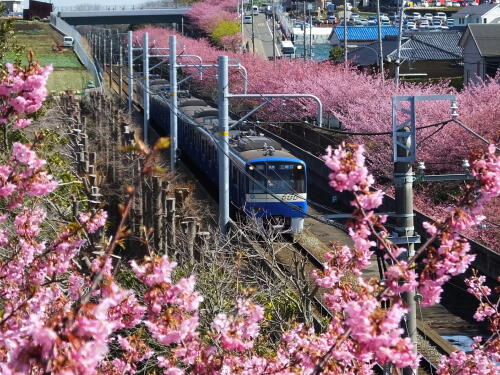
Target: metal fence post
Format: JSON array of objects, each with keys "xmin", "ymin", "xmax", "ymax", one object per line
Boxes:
[{"xmin": 217, "ymin": 56, "xmax": 230, "ymax": 234}]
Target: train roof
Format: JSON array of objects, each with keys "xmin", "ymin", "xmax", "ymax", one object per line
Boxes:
[{"xmin": 230, "ymin": 135, "xmax": 300, "ymax": 163}]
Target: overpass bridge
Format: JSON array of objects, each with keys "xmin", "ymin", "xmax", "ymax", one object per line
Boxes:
[{"xmin": 55, "ymin": 8, "xmax": 190, "ymax": 26}]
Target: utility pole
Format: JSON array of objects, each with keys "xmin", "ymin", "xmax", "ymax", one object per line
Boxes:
[
  {"xmin": 169, "ymin": 35, "xmax": 178, "ymax": 171},
  {"xmin": 142, "ymin": 32, "xmax": 150, "ymax": 144},
  {"xmin": 272, "ymin": 0, "xmax": 276, "ymax": 61},
  {"xmin": 303, "ymin": 1, "xmax": 306, "ymax": 60},
  {"xmin": 343, "ymin": 0, "xmax": 348, "ymax": 65},
  {"xmin": 128, "ymin": 31, "xmax": 134, "ymax": 115},
  {"xmin": 109, "ymin": 31, "xmax": 113, "ymax": 88},
  {"xmin": 217, "ymin": 56, "xmax": 230, "ymax": 234},
  {"xmin": 103, "ymin": 35, "xmax": 107, "ymax": 83},
  {"xmin": 394, "ymin": 0, "xmax": 405, "ymax": 86},
  {"xmin": 376, "ymin": 0, "xmax": 384, "ymax": 81},
  {"xmin": 251, "ymin": 0, "xmax": 255, "ymax": 54},
  {"xmin": 308, "ymin": 6, "xmax": 312, "ymax": 59}
]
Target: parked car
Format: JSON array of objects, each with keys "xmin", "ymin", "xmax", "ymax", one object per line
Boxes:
[
  {"xmin": 432, "ymin": 19, "xmax": 443, "ymax": 26},
  {"xmin": 424, "ymin": 12, "xmax": 434, "ymax": 21},
  {"xmin": 447, "ymin": 18, "xmax": 455, "ymax": 26},
  {"xmin": 350, "ymin": 13, "xmax": 360, "ymax": 20},
  {"xmin": 452, "ymin": 1, "xmax": 461, "ymax": 6},
  {"xmin": 352, "ymin": 18, "xmax": 366, "ymax": 25},
  {"xmin": 63, "ymin": 36, "xmax": 74, "ymax": 47},
  {"xmin": 388, "ymin": 11, "xmax": 397, "ymax": 21},
  {"xmin": 406, "ymin": 21, "xmax": 418, "ymax": 30},
  {"xmin": 435, "ymin": 11, "xmax": 447, "ymax": 20},
  {"xmin": 434, "ymin": 0, "xmax": 442, "ymax": 6},
  {"xmin": 444, "ymin": 0, "xmax": 453, "ymax": 5},
  {"xmin": 244, "ymin": 15, "xmax": 253, "ymax": 24},
  {"xmin": 412, "ymin": 12, "xmax": 422, "ymax": 19},
  {"xmin": 328, "ymin": 14, "xmax": 337, "ymax": 23},
  {"xmin": 418, "ymin": 18, "xmax": 430, "ymax": 28}
]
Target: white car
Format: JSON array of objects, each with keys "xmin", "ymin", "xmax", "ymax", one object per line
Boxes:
[
  {"xmin": 435, "ymin": 11, "xmax": 447, "ymax": 21},
  {"xmin": 413, "ymin": 12, "xmax": 422, "ymax": 19},
  {"xmin": 244, "ymin": 15, "xmax": 253, "ymax": 24},
  {"xmin": 445, "ymin": 0, "xmax": 453, "ymax": 5},
  {"xmin": 63, "ymin": 36, "xmax": 74, "ymax": 47},
  {"xmin": 452, "ymin": 1, "xmax": 461, "ymax": 6},
  {"xmin": 424, "ymin": 13, "xmax": 434, "ymax": 21},
  {"xmin": 406, "ymin": 22, "xmax": 417, "ymax": 30},
  {"xmin": 434, "ymin": 0, "xmax": 442, "ymax": 6}
]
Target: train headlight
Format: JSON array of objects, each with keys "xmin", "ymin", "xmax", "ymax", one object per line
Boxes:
[
  {"xmin": 296, "ymin": 165, "xmax": 303, "ymax": 170},
  {"xmin": 248, "ymin": 165, "xmax": 255, "ymax": 171}
]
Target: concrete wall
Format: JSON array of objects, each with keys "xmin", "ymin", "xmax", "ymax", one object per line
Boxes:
[{"xmin": 462, "ymin": 35, "xmax": 484, "ymax": 85}]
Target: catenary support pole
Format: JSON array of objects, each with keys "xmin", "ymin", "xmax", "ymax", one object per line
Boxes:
[
  {"xmin": 394, "ymin": 0, "xmax": 405, "ymax": 86},
  {"xmin": 119, "ymin": 40, "xmax": 123, "ymax": 101},
  {"xmin": 309, "ymin": 12, "xmax": 312, "ymax": 59},
  {"xmin": 142, "ymin": 32, "xmax": 150, "ymax": 144},
  {"xmin": 217, "ymin": 56, "xmax": 230, "ymax": 234},
  {"xmin": 128, "ymin": 31, "xmax": 134, "ymax": 115},
  {"xmin": 376, "ymin": 0, "xmax": 384, "ymax": 82},
  {"xmin": 169, "ymin": 35, "xmax": 178, "ymax": 171},
  {"xmin": 109, "ymin": 32, "xmax": 113, "ymax": 88},
  {"xmin": 394, "ymin": 101, "xmax": 418, "ymax": 375}
]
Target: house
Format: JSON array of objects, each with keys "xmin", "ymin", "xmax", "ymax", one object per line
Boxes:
[
  {"xmin": 452, "ymin": 3, "xmax": 500, "ymax": 28},
  {"xmin": 459, "ymin": 24, "xmax": 500, "ymax": 84},
  {"xmin": 345, "ymin": 31, "xmax": 463, "ymax": 79},
  {"xmin": 1, "ymin": 0, "xmax": 22, "ymax": 13},
  {"xmin": 23, "ymin": 0, "xmax": 53, "ymax": 20},
  {"xmin": 328, "ymin": 26, "xmax": 399, "ymax": 47}
]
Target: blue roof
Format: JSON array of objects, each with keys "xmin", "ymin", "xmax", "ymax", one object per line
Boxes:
[{"xmin": 333, "ymin": 26, "xmax": 399, "ymax": 41}]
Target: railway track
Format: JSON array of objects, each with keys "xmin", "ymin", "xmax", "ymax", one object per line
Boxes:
[{"xmin": 101, "ymin": 64, "xmax": 476, "ymax": 373}]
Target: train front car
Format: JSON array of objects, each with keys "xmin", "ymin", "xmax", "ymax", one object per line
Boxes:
[{"xmin": 233, "ymin": 135, "xmax": 307, "ymax": 233}]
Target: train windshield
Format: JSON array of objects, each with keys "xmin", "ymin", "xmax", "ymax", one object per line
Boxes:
[{"xmin": 248, "ymin": 162, "xmax": 305, "ymax": 194}]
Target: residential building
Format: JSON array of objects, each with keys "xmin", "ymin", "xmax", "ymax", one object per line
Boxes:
[
  {"xmin": 328, "ymin": 26, "xmax": 399, "ymax": 47},
  {"xmin": 459, "ymin": 24, "xmax": 500, "ymax": 84},
  {"xmin": 345, "ymin": 31, "xmax": 463, "ymax": 79},
  {"xmin": 23, "ymin": 0, "xmax": 53, "ymax": 20},
  {"xmin": 1, "ymin": 0, "xmax": 23, "ymax": 13},
  {"xmin": 452, "ymin": 3, "xmax": 500, "ymax": 28}
]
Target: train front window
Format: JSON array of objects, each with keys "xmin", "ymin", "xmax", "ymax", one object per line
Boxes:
[
  {"xmin": 248, "ymin": 162, "xmax": 305, "ymax": 194},
  {"xmin": 267, "ymin": 163, "xmax": 305, "ymax": 194},
  {"xmin": 248, "ymin": 163, "xmax": 266, "ymax": 194}
]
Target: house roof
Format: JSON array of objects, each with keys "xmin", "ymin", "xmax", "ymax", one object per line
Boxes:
[
  {"xmin": 452, "ymin": 3, "xmax": 499, "ymax": 18},
  {"xmin": 460, "ymin": 23, "xmax": 500, "ymax": 56},
  {"xmin": 346, "ymin": 39, "xmax": 400, "ymax": 65},
  {"xmin": 346, "ymin": 31, "xmax": 462, "ymax": 65},
  {"xmin": 331, "ymin": 26, "xmax": 399, "ymax": 42}
]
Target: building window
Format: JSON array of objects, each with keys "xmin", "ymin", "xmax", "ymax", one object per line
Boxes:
[
  {"xmin": 483, "ymin": 18, "xmax": 487, "ymax": 23},
  {"xmin": 477, "ymin": 61, "xmax": 481, "ymax": 77}
]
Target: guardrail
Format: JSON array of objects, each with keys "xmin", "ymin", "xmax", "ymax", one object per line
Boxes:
[
  {"xmin": 54, "ymin": 1, "xmax": 189, "ymax": 11},
  {"xmin": 49, "ymin": 14, "xmax": 103, "ymax": 89}
]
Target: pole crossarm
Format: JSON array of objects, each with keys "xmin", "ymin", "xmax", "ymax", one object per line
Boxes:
[
  {"xmin": 392, "ymin": 95, "xmax": 456, "ymax": 163},
  {"xmin": 228, "ymin": 93, "xmax": 323, "ymax": 127},
  {"xmin": 228, "ymin": 101, "xmax": 269, "ymax": 129}
]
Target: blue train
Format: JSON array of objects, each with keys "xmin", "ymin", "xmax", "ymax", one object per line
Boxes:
[{"xmin": 146, "ymin": 80, "xmax": 308, "ymax": 233}]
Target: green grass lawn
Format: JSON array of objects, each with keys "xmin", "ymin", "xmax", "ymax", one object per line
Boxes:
[{"xmin": 9, "ymin": 21, "xmax": 92, "ymax": 92}]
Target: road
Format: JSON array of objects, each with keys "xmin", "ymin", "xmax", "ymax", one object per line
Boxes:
[{"xmin": 243, "ymin": 13, "xmax": 281, "ymax": 59}]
